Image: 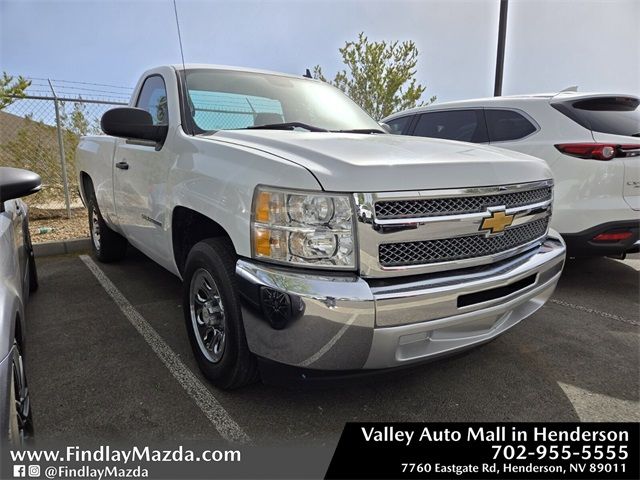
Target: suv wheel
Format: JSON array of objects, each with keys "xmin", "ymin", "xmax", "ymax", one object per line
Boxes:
[{"xmin": 182, "ymin": 238, "xmax": 258, "ymax": 389}]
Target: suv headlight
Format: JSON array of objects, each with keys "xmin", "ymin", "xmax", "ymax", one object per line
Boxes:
[{"xmin": 251, "ymin": 186, "xmax": 356, "ymax": 269}]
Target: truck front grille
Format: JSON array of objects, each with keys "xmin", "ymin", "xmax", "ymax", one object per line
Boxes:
[
  {"xmin": 375, "ymin": 186, "xmax": 552, "ymax": 220},
  {"xmin": 379, "ymin": 217, "xmax": 549, "ymax": 267}
]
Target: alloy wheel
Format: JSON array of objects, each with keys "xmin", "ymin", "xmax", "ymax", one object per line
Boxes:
[
  {"xmin": 189, "ymin": 269, "xmax": 227, "ymax": 363},
  {"xmin": 91, "ymin": 208, "xmax": 101, "ymax": 251}
]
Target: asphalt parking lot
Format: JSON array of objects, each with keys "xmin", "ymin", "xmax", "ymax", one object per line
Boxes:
[{"xmin": 25, "ymin": 248, "xmax": 640, "ymax": 446}]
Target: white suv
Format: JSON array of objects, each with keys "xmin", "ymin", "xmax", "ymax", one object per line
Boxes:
[{"xmin": 383, "ymin": 93, "xmax": 640, "ymax": 257}]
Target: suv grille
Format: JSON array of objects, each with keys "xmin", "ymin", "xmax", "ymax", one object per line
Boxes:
[
  {"xmin": 375, "ymin": 186, "xmax": 552, "ymax": 219},
  {"xmin": 379, "ymin": 217, "xmax": 549, "ymax": 267}
]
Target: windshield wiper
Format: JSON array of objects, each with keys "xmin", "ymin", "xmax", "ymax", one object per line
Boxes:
[
  {"xmin": 245, "ymin": 122, "xmax": 328, "ymax": 132},
  {"xmin": 333, "ymin": 128, "xmax": 387, "ymax": 134},
  {"xmin": 242, "ymin": 123, "xmax": 386, "ymax": 134}
]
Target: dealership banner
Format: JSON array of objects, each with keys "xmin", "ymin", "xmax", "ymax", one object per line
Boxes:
[
  {"xmin": 2, "ymin": 423, "xmax": 638, "ymax": 479},
  {"xmin": 1, "ymin": 443, "xmax": 334, "ymax": 479},
  {"xmin": 325, "ymin": 422, "xmax": 639, "ymax": 479}
]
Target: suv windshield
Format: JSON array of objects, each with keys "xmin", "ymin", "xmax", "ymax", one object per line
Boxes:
[
  {"xmin": 182, "ymin": 69, "xmax": 382, "ymax": 133},
  {"xmin": 552, "ymin": 96, "xmax": 640, "ymax": 137}
]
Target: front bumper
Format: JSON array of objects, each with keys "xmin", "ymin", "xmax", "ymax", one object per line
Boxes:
[{"xmin": 236, "ymin": 233, "xmax": 566, "ymax": 371}]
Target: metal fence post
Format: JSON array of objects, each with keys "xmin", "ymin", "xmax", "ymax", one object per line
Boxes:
[{"xmin": 48, "ymin": 79, "xmax": 72, "ymax": 218}]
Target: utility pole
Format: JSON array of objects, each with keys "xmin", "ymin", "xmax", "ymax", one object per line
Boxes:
[{"xmin": 494, "ymin": 0, "xmax": 509, "ymax": 96}]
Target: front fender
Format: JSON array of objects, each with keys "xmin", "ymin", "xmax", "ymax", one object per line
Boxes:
[{"xmin": 169, "ymin": 134, "xmax": 322, "ymax": 260}]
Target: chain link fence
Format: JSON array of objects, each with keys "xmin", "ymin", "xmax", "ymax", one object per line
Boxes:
[
  {"xmin": 1, "ymin": 79, "xmax": 130, "ymax": 218},
  {"xmin": 1, "ymin": 79, "xmax": 307, "ymax": 218}
]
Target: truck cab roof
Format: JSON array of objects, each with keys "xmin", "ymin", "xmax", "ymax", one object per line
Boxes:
[{"xmin": 168, "ymin": 63, "xmax": 312, "ymax": 81}]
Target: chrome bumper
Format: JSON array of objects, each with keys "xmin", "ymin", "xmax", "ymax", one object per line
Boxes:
[{"xmin": 236, "ymin": 232, "xmax": 566, "ymax": 371}]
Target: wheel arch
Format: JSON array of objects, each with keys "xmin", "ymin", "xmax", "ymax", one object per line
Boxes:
[
  {"xmin": 171, "ymin": 206, "xmax": 236, "ymax": 276},
  {"xmin": 14, "ymin": 311, "xmax": 24, "ymax": 350},
  {"xmin": 79, "ymin": 171, "xmax": 94, "ymax": 204}
]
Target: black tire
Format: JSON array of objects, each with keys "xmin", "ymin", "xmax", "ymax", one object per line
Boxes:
[
  {"xmin": 88, "ymin": 191, "xmax": 127, "ymax": 263},
  {"xmin": 28, "ymin": 248, "xmax": 38, "ymax": 293},
  {"xmin": 24, "ymin": 220, "xmax": 38, "ymax": 292},
  {"xmin": 182, "ymin": 238, "xmax": 258, "ymax": 389}
]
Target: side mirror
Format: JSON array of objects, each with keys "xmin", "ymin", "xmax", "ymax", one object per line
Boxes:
[
  {"xmin": 378, "ymin": 122, "xmax": 392, "ymax": 133},
  {"xmin": 0, "ymin": 167, "xmax": 41, "ymax": 205},
  {"xmin": 101, "ymin": 107, "xmax": 168, "ymax": 144}
]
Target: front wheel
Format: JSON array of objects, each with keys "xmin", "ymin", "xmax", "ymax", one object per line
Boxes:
[
  {"xmin": 88, "ymin": 194, "xmax": 127, "ymax": 263},
  {"xmin": 182, "ymin": 238, "xmax": 258, "ymax": 389},
  {"xmin": 8, "ymin": 340, "xmax": 33, "ymax": 447}
]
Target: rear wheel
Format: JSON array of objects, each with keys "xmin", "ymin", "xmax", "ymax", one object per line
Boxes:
[
  {"xmin": 182, "ymin": 238, "xmax": 258, "ymax": 389},
  {"xmin": 88, "ymin": 192, "xmax": 127, "ymax": 263}
]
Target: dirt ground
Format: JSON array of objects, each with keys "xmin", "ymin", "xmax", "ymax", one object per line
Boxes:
[{"xmin": 28, "ymin": 206, "xmax": 89, "ymax": 243}]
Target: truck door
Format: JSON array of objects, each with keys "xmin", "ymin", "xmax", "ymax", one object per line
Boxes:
[{"xmin": 112, "ymin": 74, "xmax": 174, "ymax": 269}]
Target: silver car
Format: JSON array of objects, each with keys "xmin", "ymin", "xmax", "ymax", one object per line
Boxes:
[{"xmin": 0, "ymin": 167, "xmax": 40, "ymax": 446}]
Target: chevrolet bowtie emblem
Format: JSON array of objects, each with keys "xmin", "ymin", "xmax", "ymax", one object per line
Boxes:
[{"xmin": 480, "ymin": 209, "xmax": 514, "ymax": 235}]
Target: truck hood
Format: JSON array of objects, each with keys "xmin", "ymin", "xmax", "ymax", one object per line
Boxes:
[{"xmin": 204, "ymin": 130, "xmax": 552, "ymax": 192}]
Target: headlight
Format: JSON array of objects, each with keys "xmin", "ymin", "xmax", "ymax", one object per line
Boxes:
[{"xmin": 251, "ymin": 186, "xmax": 356, "ymax": 269}]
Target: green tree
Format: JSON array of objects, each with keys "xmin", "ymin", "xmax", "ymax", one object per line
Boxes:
[
  {"xmin": 60, "ymin": 100, "xmax": 102, "ymax": 136},
  {"xmin": 314, "ymin": 32, "xmax": 436, "ymax": 120},
  {"xmin": 0, "ymin": 72, "xmax": 31, "ymax": 110},
  {"xmin": 66, "ymin": 101, "xmax": 90, "ymax": 136}
]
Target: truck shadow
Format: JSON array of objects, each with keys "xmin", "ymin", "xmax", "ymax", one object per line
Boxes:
[{"xmin": 558, "ymin": 254, "xmax": 639, "ymax": 295}]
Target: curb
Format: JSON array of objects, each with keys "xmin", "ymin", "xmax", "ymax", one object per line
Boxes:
[{"xmin": 33, "ymin": 238, "xmax": 91, "ymax": 257}]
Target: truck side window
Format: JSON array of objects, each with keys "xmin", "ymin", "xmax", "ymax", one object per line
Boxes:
[
  {"xmin": 485, "ymin": 109, "xmax": 537, "ymax": 142},
  {"xmin": 136, "ymin": 76, "xmax": 169, "ymax": 126},
  {"xmin": 386, "ymin": 115, "xmax": 413, "ymax": 135},
  {"xmin": 413, "ymin": 110, "xmax": 488, "ymax": 143}
]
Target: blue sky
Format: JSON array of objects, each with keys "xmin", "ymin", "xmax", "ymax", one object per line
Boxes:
[{"xmin": 0, "ymin": 0, "xmax": 638, "ymax": 103}]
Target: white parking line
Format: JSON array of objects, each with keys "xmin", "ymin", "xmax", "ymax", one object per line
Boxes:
[
  {"xmin": 549, "ymin": 298, "xmax": 639, "ymax": 327},
  {"xmin": 558, "ymin": 382, "xmax": 640, "ymax": 422},
  {"xmin": 79, "ymin": 255, "xmax": 250, "ymax": 444}
]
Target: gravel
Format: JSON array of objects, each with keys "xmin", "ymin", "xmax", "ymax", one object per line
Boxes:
[{"xmin": 28, "ymin": 207, "xmax": 89, "ymax": 244}]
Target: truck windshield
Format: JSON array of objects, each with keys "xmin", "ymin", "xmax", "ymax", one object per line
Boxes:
[{"xmin": 183, "ymin": 69, "xmax": 382, "ymax": 133}]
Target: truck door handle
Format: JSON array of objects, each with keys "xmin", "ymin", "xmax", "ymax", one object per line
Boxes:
[{"xmin": 115, "ymin": 161, "xmax": 129, "ymax": 170}]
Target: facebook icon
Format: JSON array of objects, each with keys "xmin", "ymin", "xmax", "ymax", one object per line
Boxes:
[{"xmin": 13, "ymin": 465, "xmax": 26, "ymax": 477}]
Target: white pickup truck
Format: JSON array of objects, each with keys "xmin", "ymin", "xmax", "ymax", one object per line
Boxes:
[{"xmin": 76, "ymin": 64, "xmax": 566, "ymax": 389}]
